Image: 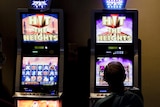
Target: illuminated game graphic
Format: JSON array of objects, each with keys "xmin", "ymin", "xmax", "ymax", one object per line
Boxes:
[
  {"xmin": 102, "ymin": 0, "xmax": 127, "ymax": 9},
  {"xmin": 29, "ymin": 0, "xmax": 52, "ymax": 10},
  {"xmin": 32, "ymin": 0, "xmax": 48, "ymax": 9},
  {"xmin": 96, "ymin": 57, "xmax": 133, "ymax": 87},
  {"xmin": 17, "ymin": 100, "xmax": 61, "ymax": 107},
  {"xmin": 21, "ymin": 57, "xmax": 58, "ymax": 86},
  {"xmin": 22, "ymin": 13, "xmax": 58, "ymax": 42},
  {"xmin": 96, "ymin": 13, "xmax": 133, "ymax": 43}
]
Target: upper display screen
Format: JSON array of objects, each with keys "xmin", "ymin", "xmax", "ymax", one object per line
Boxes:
[
  {"xmin": 21, "ymin": 13, "xmax": 58, "ymax": 43},
  {"xmin": 95, "ymin": 12, "xmax": 135, "ymax": 44}
]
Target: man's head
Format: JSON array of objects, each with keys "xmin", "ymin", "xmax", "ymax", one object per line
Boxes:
[{"xmin": 104, "ymin": 61, "xmax": 126, "ymax": 85}]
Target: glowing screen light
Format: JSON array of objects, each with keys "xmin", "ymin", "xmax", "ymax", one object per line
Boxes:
[
  {"xmin": 102, "ymin": 0, "xmax": 127, "ymax": 10},
  {"xmin": 29, "ymin": 0, "xmax": 52, "ymax": 10}
]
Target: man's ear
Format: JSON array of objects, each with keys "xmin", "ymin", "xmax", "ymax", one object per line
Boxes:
[
  {"xmin": 104, "ymin": 77, "xmax": 108, "ymax": 82},
  {"xmin": 123, "ymin": 74, "xmax": 126, "ymax": 81}
]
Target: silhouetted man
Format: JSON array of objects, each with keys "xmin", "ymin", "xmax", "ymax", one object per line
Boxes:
[{"xmin": 93, "ymin": 61, "xmax": 144, "ymax": 107}]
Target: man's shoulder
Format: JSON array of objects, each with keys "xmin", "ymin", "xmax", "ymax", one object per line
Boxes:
[
  {"xmin": 119, "ymin": 90, "xmax": 144, "ymax": 107},
  {"xmin": 93, "ymin": 93, "xmax": 116, "ymax": 107},
  {"xmin": 124, "ymin": 90, "xmax": 143, "ymax": 99},
  {"xmin": 104, "ymin": 90, "xmax": 143, "ymax": 107},
  {"xmin": 93, "ymin": 90, "xmax": 144, "ymax": 107}
]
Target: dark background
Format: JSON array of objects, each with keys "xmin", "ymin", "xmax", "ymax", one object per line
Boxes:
[
  {"xmin": 1, "ymin": 0, "xmax": 160, "ymax": 107},
  {"xmin": 0, "ymin": 0, "xmax": 99, "ymax": 107}
]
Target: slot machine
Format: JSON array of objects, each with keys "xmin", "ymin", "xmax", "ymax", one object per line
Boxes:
[
  {"xmin": 13, "ymin": 0, "xmax": 64, "ymax": 107},
  {"xmin": 89, "ymin": 0, "xmax": 141, "ymax": 105}
]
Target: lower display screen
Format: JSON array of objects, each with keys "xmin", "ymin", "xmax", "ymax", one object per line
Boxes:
[
  {"xmin": 21, "ymin": 57, "xmax": 58, "ymax": 86},
  {"xmin": 17, "ymin": 100, "xmax": 61, "ymax": 107},
  {"xmin": 96, "ymin": 57, "xmax": 133, "ymax": 87},
  {"xmin": 20, "ymin": 56, "xmax": 59, "ymax": 93}
]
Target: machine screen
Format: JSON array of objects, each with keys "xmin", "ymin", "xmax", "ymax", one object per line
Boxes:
[
  {"xmin": 21, "ymin": 57, "xmax": 58, "ymax": 86},
  {"xmin": 94, "ymin": 10, "xmax": 138, "ymax": 44},
  {"xmin": 17, "ymin": 100, "xmax": 61, "ymax": 107},
  {"xmin": 96, "ymin": 57, "xmax": 133, "ymax": 87},
  {"xmin": 21, "ymin": 13, "xmax": 59, "ymax": 43}
]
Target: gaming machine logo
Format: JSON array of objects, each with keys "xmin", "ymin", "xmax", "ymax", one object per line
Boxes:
[
  {"xmin": 31, "ymin": 0, "xmax": 49, "ymax": 9},
  {"xmin": 96, "ymin": 14, "xmax": 132, "ymax": 43}
]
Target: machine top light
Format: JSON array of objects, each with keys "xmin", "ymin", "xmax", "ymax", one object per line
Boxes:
[
  {"xmin": 102, "ymin": 0, "xmax": 127, "ymax": 10},
  {"xmin": 29, "ymin": 0, "xmax": 52, "ymax": 11}
]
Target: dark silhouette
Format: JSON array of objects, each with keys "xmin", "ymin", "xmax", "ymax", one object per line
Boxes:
[
  {"xmin": 0, "ymin": 98, "xmax": 15, "ymax": 107},
  {"xmin": 93, "ymin": 61, "xmax": 144, "ymax": 107},
  {"xmin": 0, "ymin": 78, "xmax": 15, "ymax": 107}
]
